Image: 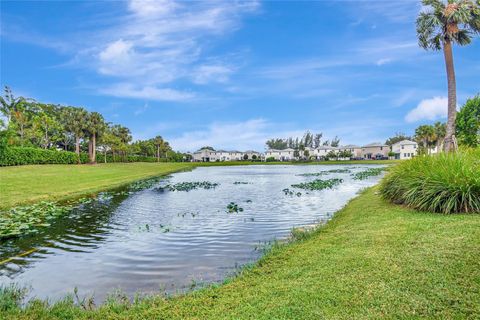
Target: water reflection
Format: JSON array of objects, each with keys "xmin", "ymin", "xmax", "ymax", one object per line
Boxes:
[{"xmin": 0, "ymin": 165, "xmax": 384, "ymax": 302}]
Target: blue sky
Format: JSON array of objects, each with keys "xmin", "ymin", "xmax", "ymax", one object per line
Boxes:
[{"xmin": 1, "ymin": 0, "xmax": 479, "ymax": 151}]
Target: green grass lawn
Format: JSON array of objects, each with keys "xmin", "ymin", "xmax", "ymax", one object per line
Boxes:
[
  {"xmin": 3, "ymin": 187, "xmax": 479, "ymax": 319},
  {"xmin": 0, "ymin": 160, "xmax": 397, "ymax": 210},
  {"xmin": 0, "ymin": 163, "xmax": 194, "ymax": 210}
]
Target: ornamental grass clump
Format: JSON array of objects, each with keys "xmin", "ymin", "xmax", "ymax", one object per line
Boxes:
[{"xmin": 380, "ymin": 149, "xmax": 480, "ymax": 214}]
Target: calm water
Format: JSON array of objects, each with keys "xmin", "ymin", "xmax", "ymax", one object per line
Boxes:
[{"xmin": 0, "ymin": 165, "xmax": 384, "ymax": 302}]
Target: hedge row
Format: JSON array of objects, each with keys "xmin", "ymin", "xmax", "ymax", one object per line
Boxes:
[
  {"xmin": 0, "ymin": 147, "xmax": 162, "ymax": 166},
  {"xmin": 81, "ymin": 154, "xmax": 161, "ymax": 163},
  {"xmin": 0, "ymin": 147, "xmax": 79, "ymax": 166}
]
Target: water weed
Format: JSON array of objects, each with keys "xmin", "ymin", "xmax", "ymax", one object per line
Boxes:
[
  {"xmin": 297, "ymin": 168, "xmax": 351, "ymax": 177},
  {"xmin": 156, "ymin": 181, "xmax": 219, "ymax": 192},
  {"xmin": 351, "ymin": 168, "xmax": 386, "ymax": 180},
  {"xmin": 291, "ymin": 178, "xmax": 343, "ymax": 191},
  {"xmin": 227, "ymin": 202, "xmax": 244, "ymax": 213}
]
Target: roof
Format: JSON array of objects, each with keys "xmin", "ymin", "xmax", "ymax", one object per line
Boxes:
[
  {"xmin": 266, "ymin": 148, "xmax": 295, "ymax": 152},
  {"xmin": 340, "ymin": 144, "xmax": 360, "ymax": 149},
  {"xmin": 317, "ymin": 146, "xmax": 338, "ymax": 150},
  {"xmin": 392, "ymin": 140, "xmax": 417, "ymax": 146},
  {"xmin": 362, "ymin": 142, "xmax": 389, "ymax": 148}
]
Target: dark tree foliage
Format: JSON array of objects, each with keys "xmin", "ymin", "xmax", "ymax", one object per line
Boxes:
[{"xmin": 456, "ymin": 95, "xmax": 480, "ymax": 147}]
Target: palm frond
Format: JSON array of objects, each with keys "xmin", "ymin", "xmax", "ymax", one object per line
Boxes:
[
  {"xmin": 417, "ymin": 12, "xmax": 443, "ymax": 50},
  {"xmin": 454, "ymin": 29, "xmax": 473, "ymax": 44}
]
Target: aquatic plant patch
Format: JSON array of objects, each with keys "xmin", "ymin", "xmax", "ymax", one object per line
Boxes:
[
  {"xmin": 156, "ymin": 181, "xmax": 219, "ymax": 192},
  {"xmin": 129, "ymin": 176, "xmax": 166, "ymax": 191},
  {"xmin": 233, "ymin": 181, "xmax": 250, "ymax": 185},
  {"xmin": 227, "ymin": 202, "xmax": 244, "ymax": 213},
  {"xmin": 351, "ymin": 168, "xmax": 386, "ymax": 180},
  {"xmin": 291, "ymin": 178, "xmax": 343, "ymax": 191},
  {"xmin": 297, "ymin": 169, "xmax": 351, "ymax": 177},
  {"xmin": 0, "ymin": 202, "xmax": 73, "ymax": 239},
  {"xmin": 283, "ymin": 188, "xmax": 302, "ymax": 197}
]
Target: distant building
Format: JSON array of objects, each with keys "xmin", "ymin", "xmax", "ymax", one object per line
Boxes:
[
  {"xmin": 361, "ymin": 142, "xmax": 389, "ymax": 159},
  {"xmin": 310, "ymin": 146, "xmax": 338, "ymax": 160},
  {"xmin": 338, "ymin": 145, "xmax": 362, "ymax": 158},
  {"xmin": 391, "ymin": 140, "xmax": 418, "ymax": 160},
  {"xmin": 264, "ymin": 148, "xmax": 296, "ymax": 161},
  {"xmin": 191, "ymin": 148, "xmax": 262, "ymax": 162},
  {"xmin": 244, "ymin": 150, "xmax": 262, "ymax": 160}
]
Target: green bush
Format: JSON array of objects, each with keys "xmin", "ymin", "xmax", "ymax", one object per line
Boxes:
[
  {"xmin": 0, "ymin": 147, "xmax": 164, "ymax": 166},
  {"xmin": 81, "ymin": 154, "xmax": 161, "ymax": 164},
  {"xmin": 380, "ymin": 149, "xmax": 480, "ymax": 213},
  {"xmin": 0, "ymin": 147, "xmax": 79, "ymax": 166},
  {"xmin": 266, "ymin": 156, "xmax": 276, "ymax": 162}
]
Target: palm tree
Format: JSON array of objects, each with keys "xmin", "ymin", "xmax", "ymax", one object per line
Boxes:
[
  {"xmin": 85, "ymin": 112, "xmax": 106, "ymax": 164},
  {"xmin": 63, "ymin": 107, "xmax": 89, "ymax": 158},
  {"xmin": 415, "ymin": 124, "xmax": 437, "ymax": 154},
  {"xmin": 416, "ymin": 0, "xmax": 480, "ymax": 152},
  {"xmin": 0, "ymin": 86, "xmax": 31, "ymax": 123},
  {"xmin": 153, "ymin": 136, "xmax": 165, "ymax": 162},
  {"xmin": 433, "ymin": 121, "xmax": 447, "ymax": 149}
]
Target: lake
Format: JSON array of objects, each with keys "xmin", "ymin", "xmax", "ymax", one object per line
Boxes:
[{"xmin": 0, "ymin": 164, "xmax": 385, "ymax": 302}]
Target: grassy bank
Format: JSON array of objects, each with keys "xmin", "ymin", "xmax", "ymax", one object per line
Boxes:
[
  {"xmin": 2, "ymin": 188, "xmax": 479, "ymax": 319},
  {"xmin": 0, "ymin": 163, "xmax": 193, "ymax": 210},
  {"xmin": 0, "ymin": 160, "xmax": 397, "ymax": 210}
]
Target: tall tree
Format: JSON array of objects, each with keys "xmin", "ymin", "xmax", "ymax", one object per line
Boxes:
[
  {"xmin": 85, "ymin": 112, "xmax": 106, "ymax": 164},
  {"xmin": 330, "ymin": 136, "xmax": 340, "ymax": 147},
  {"xmin": 66, "ymin": 107, "xmax": 89, "ymax": 158},
  {"xmin": 313, "ymin": 133, "xmax": 323, "ymax": 148},
  {"xmin": 153, "ymin": 136, "xmax": 165, "ymax": 162},
  {"xmin": 416, "ymin": 0, "xmax": 480, "ymax": 151},
  {"xmin": 415, "ymin": 124, "xmax": 437, "ymax": 154},
  {"xmin": 385, "ymin": 132, "xmax": 412, "ymax": 146},
  {"xmin": 0, "ymin": 86, "xmax": 31, "ymax": 123},
  {"xmin": 456, "ymin": 95, "xmax": 480, "ymax": 147},
  {"xmin": 433, "ymin": 121, "xmax": 447, "ymax": 148}
]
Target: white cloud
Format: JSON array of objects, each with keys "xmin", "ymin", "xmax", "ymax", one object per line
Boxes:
[
  {"xmin": 91, "ymin": 0, "xmax": 259, "ymax": 96},
  {"xmin": 376, "ymin": 58, "xmax": 392, "ymax": 66},
  {"xmin": 99, "ymin": 83, "xmax": 194, "ymax": 101},
  {"xmin": 405, "ymin": 97, "xmax": 448, "ymax": 123},
  {"xmin": 169, "ymin": 119, "xmax": 271, "ymax": 151},
  {"xmin": 191, "ymin": 64, "xmax": 234, "ymax": 84}
]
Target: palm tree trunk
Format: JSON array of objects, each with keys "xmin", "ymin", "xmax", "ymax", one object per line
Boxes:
[
  {"xmin": 90, "ymin": 134, "xmax": 96, "ymax": 164},
  {"xmin": 75, "ymin": 137, "xmax": 80, "ymax": 155},
  {"xmin": 443, "ymin": 40, "xmax": 457, "ymax": 152},
  {"xmin": 157, "ymin": 145, "xmax": 160, "ymax": 162}
]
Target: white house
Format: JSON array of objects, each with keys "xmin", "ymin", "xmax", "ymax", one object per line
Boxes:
[
  {"xmin": 337, "ymin": 145, "xmax": 362, "ymax": 158},
  {"xmin": 264, "ymin": 148, "xmax": 296, "ymax": 161},
  {"xmin": 192, "ymin": 148, "xmax": 263, "ymax": 162},
  {"xmin": 361, "ymin": 143, "xmax": 390, "ymax": 159},
  {"xmin": 244, "ymin": 150, "xmax": 262, "ymax": 160},
  {"xmin": 311, "ymin": 146, "xmax": 338, "ymax": 160},
  {"xmin": 192, "ymin": 148, "xmax": 215, "ymax": 162},
  {"xmin": 391, "ymin": 140, "xmax": 418, "ymax": 160}
]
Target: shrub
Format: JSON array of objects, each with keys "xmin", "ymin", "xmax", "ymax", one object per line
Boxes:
[
  {"xmin": 0, "ymin": 147, "xmax": 163, "ymax": 166},
  {"xmin": 380, "ymin": 149, "xmax": 480, "ymax": 213},
  {"xmin": 0, "ymin": 147, "xmax": 79, "ymax": 166},
  {"xmin": 266, "ymin": 156, "xmax": 276, "ymax": 162}
]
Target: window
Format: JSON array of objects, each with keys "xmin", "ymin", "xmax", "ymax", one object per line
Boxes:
[
  {"xmin": 402, "ymin": 145, "xmax": 404, "ymax": 149},
  {"xmin": 404, "ymin": 153, "xmax": 407, "ymax": 157},
  {"xmin": 380, "ymin": 147, "xmax": 383, "ymax": 150}
]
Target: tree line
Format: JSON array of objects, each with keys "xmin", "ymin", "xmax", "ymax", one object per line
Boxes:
[
  {"xmin": 0, "ymin": 86, "xmax": 183, "ymax": 163},
  {"xmin": 384, "ymin": 95, "xmax": 479, "ymax": 154},
  {"xmin": 266, "ymin": 131, "xmax": 340, "ymax": 150}
]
